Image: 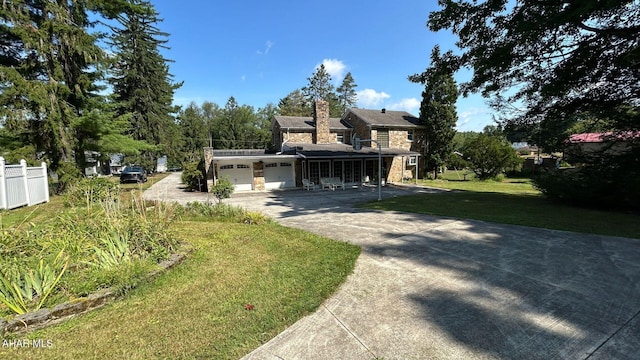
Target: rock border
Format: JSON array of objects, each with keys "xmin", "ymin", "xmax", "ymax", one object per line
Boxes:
[{"xmin": 1, "ymin": 249, "xmax": 190, "ymax": 336}]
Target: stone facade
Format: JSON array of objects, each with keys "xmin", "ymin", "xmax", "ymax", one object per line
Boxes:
[
  {"xmin": 284, "ymin": 132, "xmax": 313, "ymax": 144},
  {"xmin": 314, "ymin": 100, "xmax": 332, "ymax": 144}
]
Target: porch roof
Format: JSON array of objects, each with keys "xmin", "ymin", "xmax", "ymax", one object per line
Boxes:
[
  {"xmin": 209, "ymin": 149, "xmax": 297, "ymax": 162},
  {"xmin": 283, "ymin": 143, "xmax": 420, "ymax": 159}
]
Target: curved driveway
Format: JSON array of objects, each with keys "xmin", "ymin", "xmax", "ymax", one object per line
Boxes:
[{"xmin": 145, "ymin": 173, "xmax": 640, "ymax": 359}]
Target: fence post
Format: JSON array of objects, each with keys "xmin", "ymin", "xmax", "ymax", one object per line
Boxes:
[
  {"xmin": 0, "ymin": 156, "xmax": 6, "ymax": 209},
  {"xmin": 42, "ymin": 162, "xmax": 50, "ymax": 203},
  {"xmin": 21, "ymin": 159, "xmax": 30, "ymax": 206}
]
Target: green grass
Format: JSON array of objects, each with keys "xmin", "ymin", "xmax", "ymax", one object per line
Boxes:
[
  {"xmin": 0, "ymin": 173, "xmax": 169, "ymax": 229},
  {"xmin": 362, "ymin": 172, "xmax": 640, "ymax": 239},
  {"xmin": 0, "ymin": 220, "xmax": 360, "ymax": 359}
]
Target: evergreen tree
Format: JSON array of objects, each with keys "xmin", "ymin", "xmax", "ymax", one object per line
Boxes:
[
  {"xmin": 409, "ymin": 46, "xmax": 458, "ymax": 179},
  {"xmin": 109, "ymin": 0, "xmax": 182, "ymax": 171},
  {"xmin": 0, "ymin": 0, "xmax": 134, "ymax": 171},
  {"xmin": 336, "ymin": 72, "xmax": 358, "ymax": 114},
  {"xmin": 178, "ymin": 102, "xmax": 208, "ymax": 160},
  {"xmin": 301, "ymin": 65, "xmax": 342, "ymax": 117},
  {"xmin": 278, "ymin": 89, "xmax": 311, "ymax": 116}
]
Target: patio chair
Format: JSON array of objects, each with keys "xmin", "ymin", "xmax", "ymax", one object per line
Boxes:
[
  {"xmin": 302, "ymin": 179, "xmax": 315, "ymax": 191},
  {"xmin": 331, "ymin": 177, "xmax": 345, "ymax": 190}
]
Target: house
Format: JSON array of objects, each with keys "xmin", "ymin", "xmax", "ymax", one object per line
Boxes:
[
  {"xmin": 565, "ymin": 132, "xmax": 640, "ymax": 163},
  {"xmin": 204, "ymin": 100, "xmax": 423, "ymax": 191}
]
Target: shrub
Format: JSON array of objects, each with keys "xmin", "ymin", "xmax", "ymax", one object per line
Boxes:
[
  {"xmin": 534, "ymin": 148, "xmax": 640, "ymax": 211},
  {"xmin": 241, "ymin": 211, "xmax": 270, "ymax": 225},
  {"xmin": 181, "ymin": 160, "xmax": 205, "ymax": 191},
  {"xmin": 211, "ymin": 177, "xmax": 235, "ymax": 203},
  {"xmin": 462, "ymin": 134, "xmax": 522, "ymax": 180}
]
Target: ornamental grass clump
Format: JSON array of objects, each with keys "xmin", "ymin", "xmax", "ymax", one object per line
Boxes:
[{"xmin": 0, "ymin": 183, "xmax": 180, "ymax": 316}]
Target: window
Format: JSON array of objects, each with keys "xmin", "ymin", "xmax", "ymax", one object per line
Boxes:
[
  {"xmin": 237, "ymin": 164, "xmax": 250, "ymax": 169},
  {"xmin": 265, "ymin": 163, "xmax": 277, "ymax": 168},
  {"xmin": 407, "ymin": 130, "xmax": 414, "ymax": 142},
  {"xmin": 279, "ymin": 162, "xmax": 292, "ymax": 167},
  {"xmin": 377, "ymin": 129, "xmax": 389, "ymax": 148},
  {"xmin": 336, "ymin": 132, "xmax": 344, "ymax": 143},
  {"xmin": 408, "ymin": 156, "xmax": 417, "ymax": 166},
  {"xmin": 220, "ymin": 165, "xmax": 233, "ymax": 170}
]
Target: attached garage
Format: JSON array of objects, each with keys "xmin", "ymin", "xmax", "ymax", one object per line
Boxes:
[
  {"xmin": 264, "ymin": 162, "xmax": 295, "ymax": 190},
  {"xmin": 217, "ymin": 163, "xmax": 253, "ymax": 191}
]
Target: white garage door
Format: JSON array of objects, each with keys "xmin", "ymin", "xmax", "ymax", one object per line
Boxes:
[
  {"xmin": 218, "ymin": 163, "xmax": 253, "ymax": 191},
  {"xmin": 264, "ymin": 162, "xmax": 295, "ymax": 190}
]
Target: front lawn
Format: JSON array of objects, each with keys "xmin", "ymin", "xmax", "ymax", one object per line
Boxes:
[
  {"xmin": 1, "ymin": 220, "xmax": 359, "ymax": 359},
  {"xmin": 1, "ymin": 177, "xmax": 360, "ymax": 359},
  {"xmin": 362, "ymin": 173, "xmax": 639, "ymax": 239}
]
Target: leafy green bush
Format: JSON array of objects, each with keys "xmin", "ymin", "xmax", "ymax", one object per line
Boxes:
[
  {"xmin": 534, "ymin": 148, "xmax": 640, "ymax": 210},
  {"xmin": 211, "ymin": 177, "xmax": 235, "ymax": 203},
  {"xmin": 462, "ymin": 134, "xmax": 522, "ymax": 180},
  {"xmin": 181, "ymin": 160, "xmax": 205, "ymax": 191}
]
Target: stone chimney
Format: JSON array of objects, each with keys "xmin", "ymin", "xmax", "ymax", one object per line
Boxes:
[{"xmin": 314, "ymin": 100, "xmax": 331, "ymax": 144}]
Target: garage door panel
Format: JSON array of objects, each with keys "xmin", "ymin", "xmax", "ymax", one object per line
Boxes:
[
  {"xmin": 218, "ymin": 164, "xmax": 253, "ymax": 191},
  {"xmin": 265, "ymin": 163, "xmax": 294, "ymax": 189}
]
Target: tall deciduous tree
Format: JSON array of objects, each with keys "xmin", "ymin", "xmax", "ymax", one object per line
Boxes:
[
  {"xmin": 109, "ymin": 0, "xmax": 182, "ymax": 171},
  {"xmin": 410, "ymin": 46, "xmax": 458, "ymax": 179},
  {"xmin": 337, "ymin": 72, "xmax": 358, "ymax": 115},
  {"xmin": 427, "ymin": 0, "xmax": 640, "ymax": 150}
]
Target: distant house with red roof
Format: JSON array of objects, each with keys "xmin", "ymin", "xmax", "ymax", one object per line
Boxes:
[{"xmin": 565, "ymin": 131, "xmax": 640, "ymax": 163}]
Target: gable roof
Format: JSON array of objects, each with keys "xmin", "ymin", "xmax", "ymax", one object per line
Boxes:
[
  {"xmin": 273, "ymin": 116, "xmax": 349, "ymax": 131},
  {"xmin": 345, "ymin": 108, "xmax": 421, "ymax": 128}
]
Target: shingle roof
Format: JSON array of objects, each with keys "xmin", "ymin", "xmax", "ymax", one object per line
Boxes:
[
  {"xmin": 346, "ymin": 108, "xmax": 421, "ymax": 128},
  {"xmin": 273, "ymin": 116, "xmax": 349, "ymax": 130}
]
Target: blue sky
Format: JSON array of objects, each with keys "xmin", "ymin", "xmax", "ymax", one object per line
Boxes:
[{"xmin": 152, "ymin": 0, "xmax": 494, "ymax": 131}]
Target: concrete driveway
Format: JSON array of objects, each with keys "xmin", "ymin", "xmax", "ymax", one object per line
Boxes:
[{"xmin": 145, "ymin": 173, "xmax": 640, "ymax": 359}]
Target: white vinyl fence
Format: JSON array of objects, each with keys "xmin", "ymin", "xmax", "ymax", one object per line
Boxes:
[{"xmin": 0, "ymin": 157, "xmax": 50, "ymax": 210}]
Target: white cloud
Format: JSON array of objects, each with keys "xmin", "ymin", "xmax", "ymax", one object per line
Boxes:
[
  {"xmin": 256, "ymin": 40, "xmax": 274, "ymax": 55},
  {"xmin": 319, "ymin": 59, "xmax": 347, "ymax": 82},
  {"xmin": 387, "ymin": 98, "xmax": 420, "ymax": 114},
  {"xmin": 457, "ymin": 107, "xmax": 493, "ymax": 131},
  {"xmin": 356, "ymin": 89, "xmax": 391, "ymax": 108}
]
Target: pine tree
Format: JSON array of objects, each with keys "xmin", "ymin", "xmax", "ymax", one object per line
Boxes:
[
  {"xmin": 337, "ymin": 72, "xmax": 358, "ymax": 114},
  {"xmin": 301, "ymin": 64, "xmax": 342, "ymax": 117},
  {"xmin": 410, "ymin": 46, "xmax": 458, "ymax": 179},
  {"xmin": 278, "ymin": 89, "xmax": 312, "ymax": 116},
  {"xmin": 0, "ymin": 1, "xmax": 106, "ymax": 169},
  {"xmin": 109, "ymin": 0, "xmax": 182, "ymax": 170}
]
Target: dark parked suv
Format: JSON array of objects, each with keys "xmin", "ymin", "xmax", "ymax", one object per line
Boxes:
[{"xmin": 119, "ymin": 166, "xmax": 148, "ymax": 183}]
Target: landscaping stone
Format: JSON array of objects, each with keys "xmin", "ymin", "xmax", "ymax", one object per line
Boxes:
[
  {"xmin": 6, "ymin": 309, "xmax": 50, "ymax": 333},
  {"xmin": 51, "ymin": 300, "xmax": 90, "ymax": 319},
  {"xmin": 0, "ymin": 318, "xmax": 7, "ymax": 336}
]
